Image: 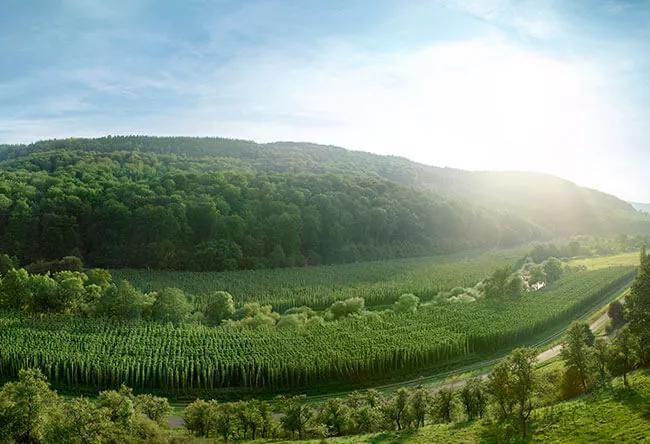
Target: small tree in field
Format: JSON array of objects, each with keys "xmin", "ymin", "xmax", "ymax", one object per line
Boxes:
[
  {"xmin": 561, "ymin": 321, "xmax": 594, "ymax": 393},
  {"xmin": 607, "ymin": 300, "xmax": 626, "ymax": 331},
  {"xmin": 393, "ymin": 293, "xmax": 420, "ymax": 314},
  {"xmin": 381, "ymin": 388, "xmax": 410, "ymax": 430},
  {"xmin": 431, "ymin": 388, "xmax": 455, "ymax": 424},
  {"xmin": 460, "ymin": 378, "xmax": 486, "ymax": 421},
  {"xmin": 204, "ymin": 291, "xmax": 236, "ymax": 325},
  {"xmin": 409, "ymin": 386, "xmax": 431, "ymax": 428},
  {"xmin": 592, "ymin": 339, "xmax": 610, "ymax": 388},
  {"xmin": 607, "ymin": 326, "xmax": 639, "ymax": 387},
  {"xmin": 488, "ymin": 348, "xmax": 538, "ymax": 438},
  {"xmin": 151, "ymin": 287, "xmax": 191, "ymax": 325},
  {"xmin": 318, "ymin": 398, "xmax": 351, "ymax": 436},
  {"xmin": 278, "ymin": 395, "xmax": 313, "ymax": 439}
]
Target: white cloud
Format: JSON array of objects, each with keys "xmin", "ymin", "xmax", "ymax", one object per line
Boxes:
[{"xmin": 174, "ymin": 36, "xmax": 619, "ymax": 187}]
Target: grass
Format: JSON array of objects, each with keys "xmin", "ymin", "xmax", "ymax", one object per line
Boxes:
[{"xmin": 568, "ymin": 252, "xmax": 640, "ymax": 270}]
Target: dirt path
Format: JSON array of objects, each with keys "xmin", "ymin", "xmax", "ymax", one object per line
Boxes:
[
  {"xmin": 535, "ymin": 308, "xmax": 611, "ymax": 363},
  {"xmin": 430, "ymin": 294, "xmax": 626, "ymax": 397}
]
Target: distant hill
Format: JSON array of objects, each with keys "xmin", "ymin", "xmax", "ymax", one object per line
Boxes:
[
  {"xmin": 631, "ymin": 202, "xmax": 650, "ymax": 214},
  {"xmin": 3, "ymin": 136, "xmax": 644, "ymax": 234},
  {"xmin": 0, "ymin": 136, "xmax": 647, "ymax": 270}
]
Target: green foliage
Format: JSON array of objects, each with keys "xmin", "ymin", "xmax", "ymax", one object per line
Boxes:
[
  {"xmin": 543, "ymin": 257, "xmax": 564, "ymax": 283},
  {"xmin": 230, "ymin": 302, "xmax": 280, "ymax": 328},
  {"xmin": 327, "ymin": 297, "xmax": 365, "ymax": 320},
  {"xmin": 625, "ymin": 246, "xmax": 650, "ymax": 364},
  {"xmin": 0, "ymin": 253, "xmax": 17, "ymax": 275},
  {"xmin": 560, "ymin": 321, "xmax": 595, "ymax": 393},
  {"xmin": 0, "ymin": 268, "xmax": 32, "ymax": 311},
  {"xmin": 0, "ymin": 368, "xmax": 59, "ymax": 443},
  {"xmin": 607, "ymin": 300, "xmax": 626, "ymax": 330},
  {"xmin": 0, "ymin": 266, "xmax": 635, "ymax": 392},
  {"xmin": 381, "ymin": 388, "xmax": 411, "ymax": 430},
  {"xmin": 430, "ymin": 388, "xmax": 455, "ymax": 424},
  {"xmin": 607, "ymin": 326, "xmax": 639, "ymax": 387},
  {"xmin": 484, "ymin": 266, "xmax": 522, "ymax": 298},
  {"xmin": 488, "ymin": 347, "xmax": 538, "ymax": 437},
  {"xmin": 150, "ymin": 287, "xmax": 192, "ymax": 325},
  {"xmin": 318, "ymin": 398, "xmax": 352, "ymax": 436},
  {"xmin": 393, "ymin": 293, "xmax": 420, "ymax": 314},
  {"xmin": 184, "ymin": 399, "xmax": 217, "ymax": 437},
  {"xmin": 279, "ymin": 395, "xmax": 314, "ymax": 440},
  {"xmin": 459, "ymin": 377, "xmax": 487, "ymax": 421},
  {"xmin": 45, "ymin": 397, "xmax": 116, "ymax": 443},
  {"xmin": 202, "ymin": 290, "xmax": 236, "ymax": 326},
  {"xmin": 25, "ymin": 256, "xmax": 84, "ymax": 275},
  {"xmin": 0, "ymin": 141, "xmax": 545, "ymax": 273},
  {"xmin": 134, "ymin": 393, "xmax": 171, "ymax": 425},
  {"xmin": 96, "ymin": 280, "xmax": 149, "ymax": 320}
]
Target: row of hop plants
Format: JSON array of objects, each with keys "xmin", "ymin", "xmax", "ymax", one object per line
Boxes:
[
  {"xmin": 0, "ymin": 266, "xmax": 635, "ymax": 392},
  {"xmin": 112, "ymin": 248, "xmax": 523, "ymax": 310}
]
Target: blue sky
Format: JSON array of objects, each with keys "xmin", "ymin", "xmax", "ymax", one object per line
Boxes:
[{"xmin": 1, "ymin": 0, "xmax": 649, "ymax": 201}]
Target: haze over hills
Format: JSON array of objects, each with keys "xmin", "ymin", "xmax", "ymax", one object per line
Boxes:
[
  {"xmin": 631, "ymin": 202, "xmax": 650, "ymax": 214},
  {"xmin": 0, "ymin": 136, "xmax": 647, "ymax": 271}
]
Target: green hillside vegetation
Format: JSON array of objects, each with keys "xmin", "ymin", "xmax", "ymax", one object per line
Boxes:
[
  {"xmin": 288, "ymin": 370, "xmax": 650, "ymax": 444},
  {"xmin": 0, "ymin": 136, "xmax": 647, "ymax": 272}
]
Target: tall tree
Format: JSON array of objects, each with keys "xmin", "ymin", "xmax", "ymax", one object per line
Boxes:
[
  {"xmin": 607, "ymin": 326, "xmax": 639, "ymax": 387},
  {"xmin": 625, "ymin": 246, "xmax": 650, "ymax": 364},
  {"xmin": 561, "ymin": 321, "xmax": 594, "ymax": 393},
  {"xmin": 0, "ymin": 368, "xmax": 61, "ymax": 443},
  {"xmin": 278, "ymin": 395, "xmax": 312, "ymax": 440},
  {"xmin": 488, "ymin": 348, "xmax": 538, "ymax": 438}
]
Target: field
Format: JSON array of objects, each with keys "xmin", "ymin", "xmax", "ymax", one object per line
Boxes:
[
  {"xmin": 568, "ymin": 251, "xmax": 640, "ymax": 270},
  {"xmin": 0, "ymin": 265, "xmax": 635, "ymax": 395},
  {"xmin": 111, "ymin": 248, "xmax": 525, "ymax": 310}
]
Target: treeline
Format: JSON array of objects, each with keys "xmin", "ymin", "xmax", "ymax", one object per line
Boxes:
[
  {"xmin": 0, "ymin": 144, "xmax": 539, "ymax": 271},
  {"xmin": 0, "ymin": 369, "xmax": 172, "ymax": 443}
]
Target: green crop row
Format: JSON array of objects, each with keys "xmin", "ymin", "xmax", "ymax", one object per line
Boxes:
[
  {"xmin": 112, "ymin": 248, "xmax": 525, "ymax": 310},
  {"xmin": 0, "ymin": 266, "xmax": 634, "ymax": 394}
]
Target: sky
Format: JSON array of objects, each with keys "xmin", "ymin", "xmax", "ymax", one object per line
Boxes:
[{"xmin": 1, "ymin": 0, "xmax": 649, "ymax": 202}]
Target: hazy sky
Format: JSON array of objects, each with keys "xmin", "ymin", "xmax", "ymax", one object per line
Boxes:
[{"xmin": 1, "ymin": 1, "xmax": 649, "ymax": 201}]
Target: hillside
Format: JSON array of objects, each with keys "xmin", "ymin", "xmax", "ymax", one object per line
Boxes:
[
  {"xmin": 0, "ymin": 136, "xmax": 647, "ymax": 270},
  {"xmin": 294, "ymin": 370, "xmax": 650, "ymax": 444}
]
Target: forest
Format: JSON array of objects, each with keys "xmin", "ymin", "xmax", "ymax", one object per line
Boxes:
[{"xmin": 0, "ymin": 136, "xmax": 646, "ymax": 272}]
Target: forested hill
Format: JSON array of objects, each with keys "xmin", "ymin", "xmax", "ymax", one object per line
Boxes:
[{"xmin": 0, "ymin": 136, "xmax": 646, "ymax": 271}]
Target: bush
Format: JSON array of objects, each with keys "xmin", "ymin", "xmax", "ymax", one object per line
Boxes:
[
  {"xmin": 393, "ymin": 294, "xmax": 420, "ymax": 314},
  {"xmin": 151, "ymin": 288, "xmax": 192, "ymax": 325}
]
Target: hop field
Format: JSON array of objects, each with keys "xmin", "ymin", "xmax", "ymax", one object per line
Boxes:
[
  {"xmin": 0, "ymin": 266, "xmax": 635, "ymax": 394},
  {"xmin": 112, "ymin": 248, "xmax": 526, "ymax": 310}
]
